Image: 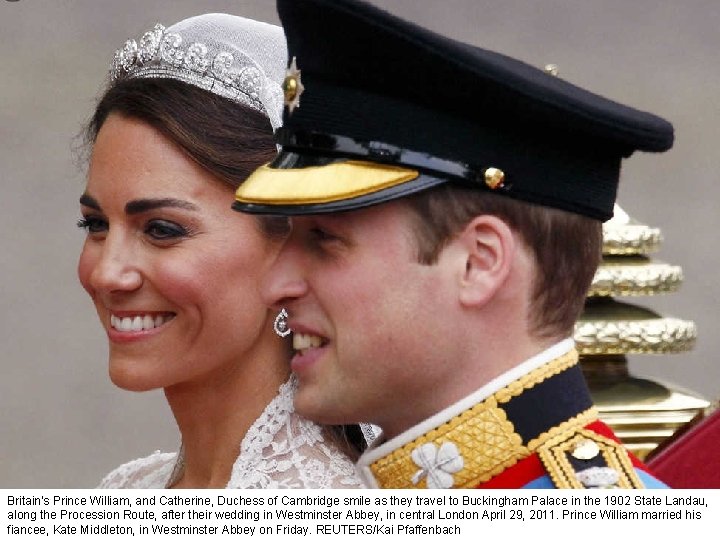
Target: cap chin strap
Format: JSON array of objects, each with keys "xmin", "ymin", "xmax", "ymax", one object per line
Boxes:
[{"xmin": 276, "ymin": 128, "xmax": 492, "ymax": 188}]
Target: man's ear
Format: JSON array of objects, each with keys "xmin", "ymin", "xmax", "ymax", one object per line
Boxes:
[{"xmin": 456, "ymin": 215, "xmax": 515, "ymax": 307}]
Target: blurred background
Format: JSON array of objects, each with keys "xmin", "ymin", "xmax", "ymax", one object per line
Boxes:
[{"xmin": 1, "ymin": 0, "xmax": 717, "ymax": 487}]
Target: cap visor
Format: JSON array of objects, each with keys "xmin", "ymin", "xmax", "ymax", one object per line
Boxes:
[{"xmin": 235, "ymin": 160, "xmax": 419, "ymax": 208}]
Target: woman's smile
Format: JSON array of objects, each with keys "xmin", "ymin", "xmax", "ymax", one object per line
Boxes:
[{"xmin": 109, "ymin": 312, "xmax": 176, "ymax": 333}]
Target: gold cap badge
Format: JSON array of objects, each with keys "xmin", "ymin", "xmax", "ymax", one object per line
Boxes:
[{"xmin": 283, "ymin": 56, "xmax": 304, "ymax": 114}]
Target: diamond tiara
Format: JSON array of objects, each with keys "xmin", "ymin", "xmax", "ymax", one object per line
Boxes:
[{"xmin": 108, "ymin": 15, "xmax": 286, "ymax": 130}]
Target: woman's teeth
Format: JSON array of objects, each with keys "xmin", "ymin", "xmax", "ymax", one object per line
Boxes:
[
  {"xmin": 110, "ymin": 314, "xmax": 174, "ymax": 332},
  {"xmin": 293, "ymin": 333, "xmax": 325, "ymax": 354}
]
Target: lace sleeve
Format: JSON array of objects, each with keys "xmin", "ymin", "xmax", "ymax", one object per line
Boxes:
[{"xmin": 97, "ymin": 451, "xmax": 176, "ymax": 489}]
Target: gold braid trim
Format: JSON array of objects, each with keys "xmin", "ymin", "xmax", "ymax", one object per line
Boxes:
[
  {"xmin": 369, "ymin": 349, "xmax": 580, "ymax": 488},
  {"xmin": 527, "ymin": 407, "xmax": 599, "ymax": 452},
  {"xmin": 495, "ymin": 349, "xmax": 578, "ymax": 404}
]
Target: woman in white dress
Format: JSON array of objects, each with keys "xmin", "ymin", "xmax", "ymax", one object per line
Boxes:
[{"xmin": 77, "ymin": 13, "xmax": 363, "ymax": 488}]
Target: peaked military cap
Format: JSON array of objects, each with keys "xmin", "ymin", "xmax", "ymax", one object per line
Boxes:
[{"xmin": 233, "ymin": 0, "xmax": 674, "ymax": 221}]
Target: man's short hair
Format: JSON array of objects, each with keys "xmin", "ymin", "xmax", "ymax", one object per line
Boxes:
[{"xmin": 404, "ymin": 185, "xmax": 601, "ymax": 338}]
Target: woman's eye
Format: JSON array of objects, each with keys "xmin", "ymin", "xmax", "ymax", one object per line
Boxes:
[
  {"xmin": 145, "ymin": 219, "xmax": 188, "ymax": 240},
  {"xmin": 77, "ymin": 216, "xmax": 108, "ymax": 234}
]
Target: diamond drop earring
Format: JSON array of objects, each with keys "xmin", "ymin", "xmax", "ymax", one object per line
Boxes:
[{"xmin": 273, "ymin": 308, "xmax": 291, "ymax": 337}]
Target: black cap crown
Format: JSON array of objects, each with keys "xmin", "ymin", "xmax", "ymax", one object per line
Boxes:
[{"xmin": 234, "ymin": 0, "xmax": 673, "ymax": 221}]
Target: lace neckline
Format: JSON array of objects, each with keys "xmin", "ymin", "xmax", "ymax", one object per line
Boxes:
[
  {"xmin": 166, "ymin": 376, "xmax": 298, "ymax": 488},
  {"xmin": 99, "ymin": 375, "xmax": 362, "ymax": 488}
]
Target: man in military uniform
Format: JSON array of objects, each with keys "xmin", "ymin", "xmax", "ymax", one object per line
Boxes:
[{"xmin": 233, "ymin": 0, "xmax": 671, "ymax": 488}]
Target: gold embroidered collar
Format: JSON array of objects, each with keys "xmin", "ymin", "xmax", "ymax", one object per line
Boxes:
[{"xmin": 358, "ymin": 349, "xmax": 602, "ymax": 488}]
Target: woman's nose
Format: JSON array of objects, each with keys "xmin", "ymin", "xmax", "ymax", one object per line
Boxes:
[{"xmin": 85, "ymin": 234, "xmax": 142, "ymax": 294}]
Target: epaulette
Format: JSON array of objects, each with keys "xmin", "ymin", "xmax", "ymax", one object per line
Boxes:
[{"xmin": 537, "ymin": 427, "xmax": 644, "ymax": 489}]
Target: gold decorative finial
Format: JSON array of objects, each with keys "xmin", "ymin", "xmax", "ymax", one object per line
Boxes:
[
  {"xmin": 283, "ymin": 56, "xmax": 304, "ymax": 114},
  {"xmin": 544, "ymin": 63, "xmax": 559, "ymax": 77}
]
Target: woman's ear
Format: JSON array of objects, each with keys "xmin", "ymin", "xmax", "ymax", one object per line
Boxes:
[{"xmin": 456, "ymin": 215, "xmax": 515, "ymax": 307}]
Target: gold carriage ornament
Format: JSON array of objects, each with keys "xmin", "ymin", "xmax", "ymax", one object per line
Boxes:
[{"xmin": 574, "ymin": 204, "xmax": 709, "ymax": 459}]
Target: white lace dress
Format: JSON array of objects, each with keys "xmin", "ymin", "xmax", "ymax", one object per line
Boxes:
[{"xmin": 98, "ymin": 377, "xmax": 362, "ymax": 488}]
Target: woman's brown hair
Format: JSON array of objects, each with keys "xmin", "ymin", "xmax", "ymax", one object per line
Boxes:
[{"xmin": 86, "ymin": 77, "xmax": 276, "ymax": 189}]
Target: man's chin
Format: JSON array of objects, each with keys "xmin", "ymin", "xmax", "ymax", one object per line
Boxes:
[{"xmin": 293, "ymin": 388, "xmax": 356, "ymax": 426}]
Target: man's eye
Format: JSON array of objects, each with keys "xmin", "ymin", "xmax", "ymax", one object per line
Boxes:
[
  {"xmin": 311, "ymin": 228, "xmax": 338, "ymax": 242},
  {"xmin": 77, "ymin": 216, "xmax": 108, "ymax": 234},
  {"xmin": 145, "ymin": 220, "xmax": 188, "ymax": 240}
]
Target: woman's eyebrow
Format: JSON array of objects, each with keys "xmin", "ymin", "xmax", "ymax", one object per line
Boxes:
[
  {"xmin": 125, "ymin": 198, "xmax": 199, "ymax": 214},
  {"xmin": 79, "ymin": 193, "xmax": 101, "ymax": 210}
]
